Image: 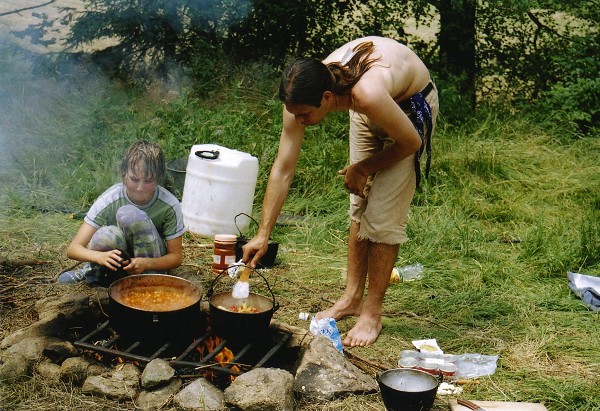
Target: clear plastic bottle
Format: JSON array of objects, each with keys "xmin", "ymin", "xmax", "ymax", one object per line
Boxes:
[{"xmin": 395, "ymin": 263, "xmax": 424, "ymax": 282}]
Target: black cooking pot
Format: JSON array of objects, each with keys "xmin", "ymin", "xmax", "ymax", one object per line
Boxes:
[
  {"xmin": 376, "ymin": 369, "xmax": 440, "ymax": 411},
  {"xmin": 206, "ymin": 267, "xmax": 279, "ymax": 345},
  {"xmin": 233, "ymin": 212, "xmax": 279, "ymax": 268},
  {"xmin": 235, "ymin": 237, "xmax": 279, "ymax": 268},
  {"xmin": 108, "ymin": 274, "xmax": 203, "ymax": 347}
]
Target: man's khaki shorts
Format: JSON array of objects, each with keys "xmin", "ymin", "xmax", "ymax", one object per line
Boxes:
[{"xmin": 348, "ymin": 84, "xmax": 439, "ymax": 245}]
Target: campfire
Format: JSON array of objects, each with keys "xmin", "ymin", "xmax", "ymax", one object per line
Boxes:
[{"xmin": 195, "ymin": 335, "xmax": 241, "ymax": 383}]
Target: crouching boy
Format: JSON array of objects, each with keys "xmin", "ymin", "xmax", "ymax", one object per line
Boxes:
[{"xmin": 59, "ymin": 140, "xmax": 186, "ymax": 285}]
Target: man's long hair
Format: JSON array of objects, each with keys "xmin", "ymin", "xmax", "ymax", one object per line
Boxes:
[{"xmin": 279, "ymin": 41, "xmax": 381, "ymax": 107}]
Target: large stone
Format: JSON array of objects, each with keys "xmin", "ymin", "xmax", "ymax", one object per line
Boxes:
[
  {"xmin": 0, "ymin": 353, "xmax": 31, "ymax": 384},
  {"xmin": 35, "ymin": 292, "xmax": 90, "ymax": 320},
  {"xmin": 43, "ymin": 340, "xmax": 79, "ymax": 363},
  {"xmin": 0, "ymin": 314, "xmax": 69, "ymax": 349},
  {"xmin": 293, "ymin": 336, "xmax": 378, "ymax": 400},
  {"xmin": 225, "ymin": 367, "xmax": 294, "ymax": 411},
  {"xmin": 137, "ymin": 377, "xmax": 183, "ymax": 410},
  {"xmin": 173, "ymin": 377, "xmax": 224, "ymax": 411},
  {"xmin": 81, "ymin": 363, "xmax": 140, "ymax": 401},
  {"xmin": 35, "ymin": 360, "xmax": 62, "ymax": 385},
  {"xmin": 1, "ymin": 336, "xmax": 62, "ymax": 362},
  {"xmin": 60, "ymin": 356, "xmax": 97, "ymax": 386},
  {"xmin": 0, "ymin": 336, "xmax": 62, "ymax": 382},
  {"xmin": 1, "ymin": 292, "xmax": 93, "ymax": 349},
  {"xmin": 141, "ymin": 358, "xmax": 175, "ymax": 389}
]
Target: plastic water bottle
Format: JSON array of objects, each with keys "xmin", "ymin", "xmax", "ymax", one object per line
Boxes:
[{"xmin": 392, "ymin": 263, "xmax": 424, "ymax": 282}]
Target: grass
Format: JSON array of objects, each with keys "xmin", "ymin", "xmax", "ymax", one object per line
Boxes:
[{"xmin": 1, "ymin": 46, "xmax": 599, "ymax": 411}]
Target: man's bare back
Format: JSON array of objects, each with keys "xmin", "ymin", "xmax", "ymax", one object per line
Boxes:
[{"xmin": 324, "ymin": 36, "xmax": 431, "ymax": 103}]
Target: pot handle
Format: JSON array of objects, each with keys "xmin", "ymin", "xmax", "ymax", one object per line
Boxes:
[
  {"xmin": 206, "ymin": 266, "xmax": 278, "ymax": 309},
  {"xmin": 234, "ymin": 213, "xmax": 276, "ymax": 245},
  {"xmin": 234, "ymin": 212, "xmax": 259, "ymax": 237}
]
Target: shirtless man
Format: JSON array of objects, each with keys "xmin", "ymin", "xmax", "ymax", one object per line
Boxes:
[{"xmin": 242, "ymin": 36, "xmax": 439, "ymax": 347}]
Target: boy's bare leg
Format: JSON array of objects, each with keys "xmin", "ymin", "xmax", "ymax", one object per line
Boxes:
[
  {"xmin": 316, "ymin": 221, "xmax": 368, "ymax": 320},
  {"xmin": 342, "ymin": 240, "xmax": 399, "ymax": 347}
]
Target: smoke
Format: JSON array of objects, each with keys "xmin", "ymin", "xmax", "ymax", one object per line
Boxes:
[
  {"xmin": 0, "ymin": 32, "xmax": 114, "ymax": 213},
  {"xmin": 0, "ymin": 0, "xmax": 255, "ymax": 213}
]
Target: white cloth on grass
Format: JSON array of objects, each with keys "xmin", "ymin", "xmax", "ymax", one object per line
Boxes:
[{"xmin": 567, "ymin": 271, "xmax": 600, "ymax": 311}]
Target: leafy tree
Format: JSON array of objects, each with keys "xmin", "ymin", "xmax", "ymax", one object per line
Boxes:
[
  {"xmin": 476, "ymin": 0, "xmax": 599, "ymax": 131},
  {"xmin": 58, "ymin": 0, "xmax": 251, "ymax": 82},
  {"xmin": 224, "ymin": 0, "xmax": 413, "ymax": 64},
  {"xmin": 436, "ymin": 0, "xmax": 476, "ymax": 108}
]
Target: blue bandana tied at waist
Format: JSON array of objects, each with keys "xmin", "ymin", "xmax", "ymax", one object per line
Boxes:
[{"xmin": 400, "ymin": 82, "xmax": 434, "ymax": 188}]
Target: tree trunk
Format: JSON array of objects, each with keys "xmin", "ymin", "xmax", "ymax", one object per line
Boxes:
[{"xmin": 437, "ymin": 0, "xmax": 477, "ymax": 108}]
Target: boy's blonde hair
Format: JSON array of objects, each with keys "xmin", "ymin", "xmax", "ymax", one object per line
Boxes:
[{"xmin": 120, "ymin": 140, "xmax": 166, "ymax": 184}]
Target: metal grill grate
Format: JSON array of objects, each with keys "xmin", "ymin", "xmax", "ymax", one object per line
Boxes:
[{"xmin": 74, "ymin": 320, "xmax": 292, "ymax": 377}]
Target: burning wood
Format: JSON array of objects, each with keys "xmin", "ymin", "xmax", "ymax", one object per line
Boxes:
[{"xmin": 196, "ymin": 335, "xmax": 241, "ymax": 382}]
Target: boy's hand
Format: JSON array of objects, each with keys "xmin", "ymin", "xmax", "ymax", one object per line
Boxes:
[
  {"xmin": 97, "ymin": 249, "xmax": 130, "ymax": 271},
  {"xmin": 339, "ymin": 164, "xmax": 368, "ymax": 198},
  {"xmin": 122, "ymin": 258, "xmax": 146, "ymax": 275}
]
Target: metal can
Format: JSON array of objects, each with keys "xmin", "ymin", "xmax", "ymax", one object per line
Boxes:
[{"xmin": 417, "ymin": 360, "xmax": 439, "ymax": 375}]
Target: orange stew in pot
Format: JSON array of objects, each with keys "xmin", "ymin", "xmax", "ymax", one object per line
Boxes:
[
  {"xmin": 218, "ymin": 302, "xmax": 259, "ymax": 313},
  {"xmin": 119, "ymin": 287, "xmax": 198, "ymax": 311}
]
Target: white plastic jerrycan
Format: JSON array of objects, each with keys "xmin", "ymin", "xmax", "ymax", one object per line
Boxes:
[{"xmin": 181, "ymin": 144, "xmax": 258, "ymax": 236}]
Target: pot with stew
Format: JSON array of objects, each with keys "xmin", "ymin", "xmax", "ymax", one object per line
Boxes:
[
  {"xmin": 108, "ymin": 274, "xmax": 203, "ymax": 347},
  {"xmin": 207, "ymin": 268, "xmax": 279, "ymax": 345}
]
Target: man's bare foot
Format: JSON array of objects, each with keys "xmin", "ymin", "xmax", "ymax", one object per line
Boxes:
[
  {"xmin": 315, "ymin": 297, "xmax": 362, "ymax": 321},
  {"xmin": 342, "ymin": 314, "xmax": 382, "ymax": 347}
]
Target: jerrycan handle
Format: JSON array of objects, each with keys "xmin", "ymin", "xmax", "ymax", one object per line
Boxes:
[{"xmin": 195, "ymin": 150, "xmax": 220, "ymax": 160}]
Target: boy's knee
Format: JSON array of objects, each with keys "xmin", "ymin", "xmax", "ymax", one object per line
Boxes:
[{"xmin": 89, "ymin": 226, "xmax": 127, "ymax": 251}]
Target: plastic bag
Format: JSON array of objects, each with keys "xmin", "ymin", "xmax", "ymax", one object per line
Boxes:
[
  {"xmin": 309, "ymin": 317, "xmax": 344, "ymax": 353},
  {"xmin": 455, "ymin": 353, "xmax": 498, "ymax": 378},
  {"xmin": 567, "ymin": 271, "xmax": 600, "ymax": 311}
]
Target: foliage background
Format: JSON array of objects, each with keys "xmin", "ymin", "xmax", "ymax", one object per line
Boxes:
[{"xmin": 14, "ymin": 0, "xmax": 598, "ymax": 128}]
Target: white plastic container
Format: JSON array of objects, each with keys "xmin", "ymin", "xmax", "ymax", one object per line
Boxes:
[{"xmin": 181, "ymin": 144, "xmax": 258, "ymax": 236}]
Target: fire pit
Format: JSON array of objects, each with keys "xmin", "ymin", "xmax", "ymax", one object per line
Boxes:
[
  {"xmin": 1, "ymin": 291, "xmax": 380, "ymax": 410},
  {"xmin": 72, "ymin": 314, "xmax": 292, "ymax": 383}
]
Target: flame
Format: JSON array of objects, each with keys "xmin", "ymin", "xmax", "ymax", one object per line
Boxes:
[{"xmin": 196, "ymin": 335, "xmax": 240, "ymax": 382}]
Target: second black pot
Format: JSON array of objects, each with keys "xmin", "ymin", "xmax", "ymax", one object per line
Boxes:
[{"xmin": 376, "ymin": 368, "xmax": 440, "ymax": 411}]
